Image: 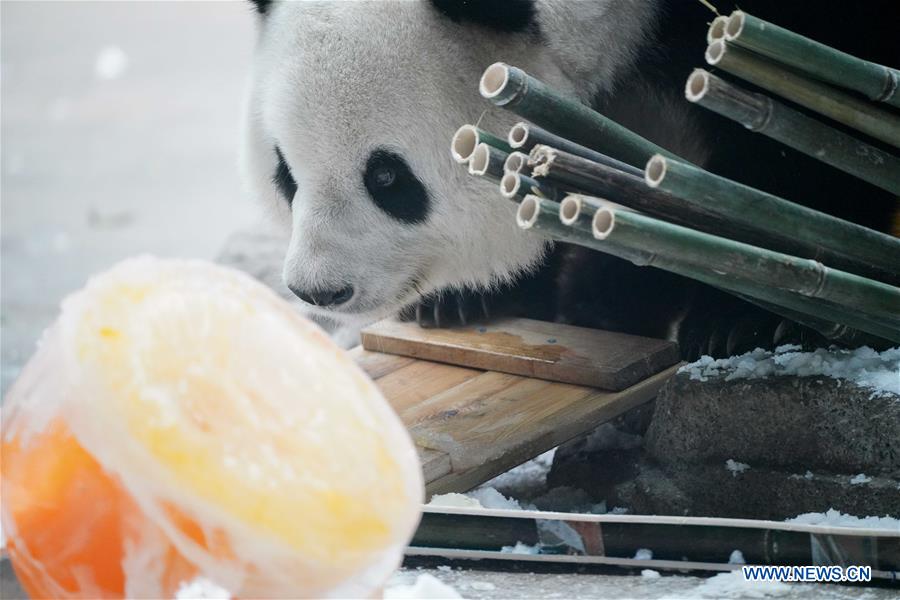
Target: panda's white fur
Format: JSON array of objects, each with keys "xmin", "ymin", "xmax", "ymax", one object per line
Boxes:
[{"xmin": 240, "ymin": 0, "xmax": 666, "ymax": 328}]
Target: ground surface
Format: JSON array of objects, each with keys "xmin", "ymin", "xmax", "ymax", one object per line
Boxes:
[{"xmin": 0, "ymin": 3, "xmax": 895, "ymax": 599}]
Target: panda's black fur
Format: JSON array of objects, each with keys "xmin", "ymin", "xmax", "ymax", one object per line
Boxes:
[
  {"xmin": 414, "ymin": 0, "xmax": 899, "ymax": 359},
  {"xmin": 247, "ymin": 0, "xmax": 898, "ymax": 359}
]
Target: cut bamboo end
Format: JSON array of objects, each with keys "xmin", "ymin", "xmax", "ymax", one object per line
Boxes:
[
  {"xmin": 644, "ymin": 155, "xmax": 668, "ymax": 188},
  {"xmin": 592, "ymin": 208, "xmax": 615, "ymax": 240},
  {"xmin": 508, "ymin": 123, "xmax": 529, "ymax": 149},
  {"xmin": 500, "ymin": 172, "xmax": 522, "ymax": 198},
  {"xmin": 451, "ymin": 125, "xmax": 479, "ymax": 164},
  {"xmin": 468, "ymin": 143, "xmax": 491, "ymax": 176},
  {"xmin": 705, "ymin": 39, "xmax": 726, "ymax": 65},
  {"xmin": 516, "ymin": 195, "xmax": 541, "ymax": 229},
  {"xmin": 685, "ymin": 70, "xmax": 710, "ymax": 102},
  {"xmin": 707, "ymin": 15, "xmax": 728, "ymax": 44},
  {"xmin": 559, "ymin": 195, "xmax": 583, "ymax": 226},
  {"xmin": 480, "ymin": 62, "xmax": 511, "ymax": 100},
  {"xmin": 724, "ymin": 10, "xmax": 745, "ymax": 41},
  {"xmin": 504, "ymin": 152, "xmax": 529, "ymax": 174}
]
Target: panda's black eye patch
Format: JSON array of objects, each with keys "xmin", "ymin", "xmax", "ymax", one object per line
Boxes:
[
  {"xmin": 273, "ymin": 146, "xmax": 297, "ymax": 206},
  {"xmin": 363, "ymin": 150, "xmax": 430, "ymax": 224}
]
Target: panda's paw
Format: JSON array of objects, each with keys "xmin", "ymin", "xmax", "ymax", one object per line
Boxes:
[{"xmin": 400, "ymin": 290, "xmax": 491, "ymax": 329}]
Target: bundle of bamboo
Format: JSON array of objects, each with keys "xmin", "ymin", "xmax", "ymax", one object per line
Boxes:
[{"xmin": 448, "ymin": 13, "xmax": 900, "ymax": 347}]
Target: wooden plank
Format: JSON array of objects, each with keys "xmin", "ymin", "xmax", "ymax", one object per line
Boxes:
[
  {"xmin": 347, "ymin": 346, "xmax": 415, "ymax": 380},
  {"xmin": 423, "ymin": 365, "xmax": 679, "ymax": 496},
  {"xmin": 361, "ymin": 318, "xmax": 679, "ymax": 391},
  {"xmin": 374, "ymin": 359, "xmax": 481, "ymax": 415}
]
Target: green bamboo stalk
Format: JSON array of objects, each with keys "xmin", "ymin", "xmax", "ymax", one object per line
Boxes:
[
  {"xmin": 725, "ymin": 10, "xmax": 900, "ymax": 109},
  {"xmin": 589, "ymin": 208, "xmax": 900, "ymax": 336},
  {"xmin": 516, "ymin": 196, "xmax": 652, "ymax": 265},
  {"xmin": 685, "ymin": 69, "xmax": 900, "ymax": 195},
  {"xmin": 530, "ymin": 145, "xmax": 900, "ymax": 285},
  {"xmin": 646, "ymin": 154, "xmax": 900, "ymax": 286},
  {"xmin": 558, "ymin": 194, "xmax": 613, "ymax": 226},
  {"xmin": 706, "ymin": 40, "xmax": 900, "ymax": 148},
  {"xmin": 479, "ymin": 62, "xmax": 678, "ymax": 168},
  {"xmin": 507, "ymin": 121, "xmax": 643, "ymax": 177},
  {"xmin": 503, "ymin": 151, "xmax": 530, "ymax": 174},
  {"xmin": 468, "ymin": 142, "xmax": 508, "ymax": 179},
  {"xmin": 520, "ymin": 201, "xmax": 898, "ymax": 342},
  {"xmin": 451, "ymin": 124, "xmax": 511, "ymax": 164},
  {"xmin": 556, "ymin": 195, "xmax": 892, "ymax": 346},
  {"xmin": 500, "ymin": 172, "xmax": 562, "ymax": 202}
]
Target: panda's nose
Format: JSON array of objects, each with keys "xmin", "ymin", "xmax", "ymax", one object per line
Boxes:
[{"xmin": 288, "ymin": 283, "xmax": 354, "ymax": 307}]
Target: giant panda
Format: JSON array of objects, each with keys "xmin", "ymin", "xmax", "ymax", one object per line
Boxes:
[{"xmin": 241, "ymin": 0, "xmax": 898, "ymax": 359}]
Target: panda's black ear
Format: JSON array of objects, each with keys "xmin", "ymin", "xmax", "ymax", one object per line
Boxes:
[
  {"xmin": 429, "ymin": 0, "xmax": 536, "ymax": 33},
  {"xmin": 248, "ymin": 0, "xmax": 272, "ymax": 16}
]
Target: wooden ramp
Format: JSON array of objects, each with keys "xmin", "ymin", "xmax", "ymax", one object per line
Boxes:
[{"xmin": 353, "ymin": 318, "xmax": 680, "ymax": 496}]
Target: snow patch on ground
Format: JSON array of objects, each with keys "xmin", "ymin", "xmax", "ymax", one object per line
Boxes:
[
  {"xmin": 478, "ymin": 448, "xmax": 556, "ymax": 499},
  {"xmin": 679, "ymin": 345, "xmax": 900, "ymax": 397},
  {"xmin": 787, "ymin": 508, "xmax": 900, "ymax": 530},
  {"xmin": 641, "ymin": 569, "xmax": 661, "ymax": 579},
  {"xmin": 467, "ymin": 487, "xmax": 522, "ymax": 510},
  {"xmin": 383, "ymin": 574, "xmax": 463, "ymax": 599},
  {"xmin": 427, "ymin": 493, "xmax": 483, "ymax": 509},
  {"xmin": 689, "ymin": 571, "xmax": 794, "ymax": 598},
  {"xmin": 95, "ymin": 45, "xmax": 129, "ymax": 80},
  {"xmin": 174, "ymin": 576, "xmax": 230, "ymax": 599},
  {"xmin": 501, "ymin": 541, "xmax": 540, "ymax": 555},
  {"xmin": 849, "ymin": 473, "xmax": 872, "ymax": 485},
  {"xmin": 633, "ymin": 548, "xmax": 653, "ymax": 560},
  {"xmin": 725, "ymin": 459, "xmax": 750, "ymax": 477}
]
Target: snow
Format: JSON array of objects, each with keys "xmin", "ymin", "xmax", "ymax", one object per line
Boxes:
[
  {"xmin": 469, "ymin": 581, "xmax": 496, "ymax": 591},
  {"xmin": 501, "ymin": 541, "xmax": 540, "ymax": 555},
  {"xmin": 427, "ymin": 493, "xmax": 483, "ymax": 509},
  {"xmin": 725, "ymin": 459, "xmax": 750, "ymax": 477},
  {"xmin": 679, "ymin": 345, "xmax": 900, "ymax": 397},
  {"xmin": 849, "ymin": 473, "xmax": 872, "ymax": 485},
  {"xmin": 641, "ymin": 569, "xmax": 662, "ymax": 579},
  {"xmin": 95, "ymin": 45, "xmax": 129, "ymax": 80},
  {"xmin": 467, "ymin": 487, "xmax": 522, "ymax": 510},
  {"xmin": 174, "ymin": 577, "xmax": 230, "ymax": 599},
  {"xmin": 383, "ymin": 574, "xmax": 463, "ymax": 599},
  {"xmin": 480, "ymin": 448, "xmax": 556, "ymax": 494},
  {"xmin": 634, "ymin": 548, "xmax": 653, "ymax": 560},
  {"xmin": 787, "ymin": 508, "xmax": 900, "ymax": 531},
  {"xmin": 690, "ymin": 571, "xmax": 793, "ymax": 598},
  {"xmin": 728, "ymin": 550, "xmax": 746, "ymax": 565}
]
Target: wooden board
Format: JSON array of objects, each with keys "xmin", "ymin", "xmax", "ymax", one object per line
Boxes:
[
  {"xmin": 361, "ymin": 318, "xmax": 679, "ymax": 391},
  {"xmin": 349, "ymin": 324, "xmax": 680, "ymax": 496}
]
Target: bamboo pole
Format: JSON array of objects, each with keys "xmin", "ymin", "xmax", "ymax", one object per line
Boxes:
[
  {"xmin": 503, "ymin": 152, "xmax": 530, "ymax": 174},
  {"xmin": 558, "ymin": 194, "xmax": 611, "ymax": 226},
  {"xmin": 500, "ymin": 172, "xmax": 562, "ymax": 202},
  {"xmin": 556, "ymin": 195, "xmax": 891, "ymax": 346},
  {"xmin": 706, "ymin": 40, "xmax": 900, "ymax": 148},
  {"xmin": 706, "ymin": 15, "xmax": 728, "ymax": 45},
  {"xmin": 645, "ymin": 154, "xmax": 900, "ymax": 286},
  {"xmin": 479, "ymin": 62, "xmax": 678, "ymax": 168},
  {"xmin": 685, "ymin": 69, "xmax": 900, "ymax": 195},
  {"xmin": 507, "ymin": 121, "xmax": 643, "ymax": 177},
  {"xmin": 468, "ymin": 143, "xmax": 508, "ymax": 179},
  {"xmin": 518, "ymin": 198, "xmax": 899, "ymax": 342},
  {"xmin": 529, "ymin": 145, "xmax": 882, "ymax": 279},
  {"xmin": 725, "ymin": 10, "xmax": 900, "ymax": 109},
  {"xmin": 451, "ymin": 124, "xmax": 512, "ymax": 164},
  {"xmin": 588, "ymin": 207, "xmax": 900, "ymax": 338}
]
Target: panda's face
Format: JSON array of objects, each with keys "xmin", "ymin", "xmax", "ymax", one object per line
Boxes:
[{"xmin": 241, "ymin": 0, "xmax": 655, "ymax": 324}]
